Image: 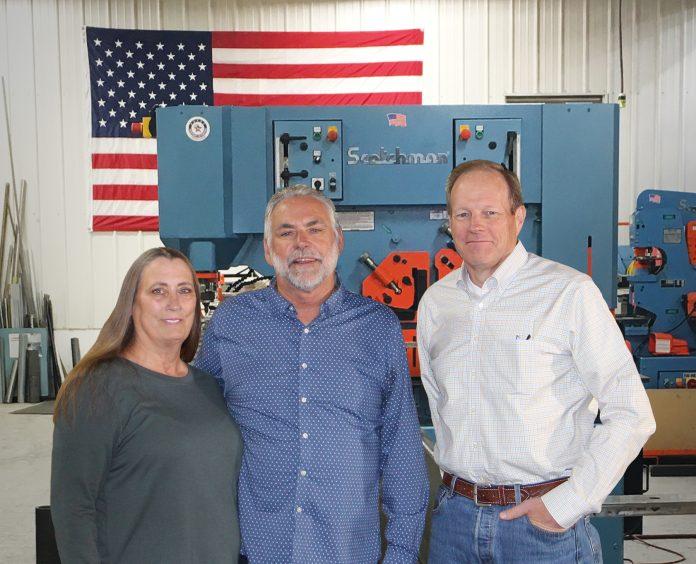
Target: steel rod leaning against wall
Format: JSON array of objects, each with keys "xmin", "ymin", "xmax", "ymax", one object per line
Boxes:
[
  {"xmin": 16, "ymin": 333, "xmax": 27, "ymax": 403},
  {"xmin": 4, "ymin": 358, "xmax": 17, "ymax": 403}
]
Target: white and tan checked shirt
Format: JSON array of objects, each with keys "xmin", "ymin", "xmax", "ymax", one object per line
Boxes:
[{"xmin": 417, "ymin": 242, "xmax": 655, "ymax": 528}]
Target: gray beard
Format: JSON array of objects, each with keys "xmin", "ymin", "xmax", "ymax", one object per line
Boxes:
[{"xmin": 271, "ymin": 242, "xmax": 340, "ymax": 292}]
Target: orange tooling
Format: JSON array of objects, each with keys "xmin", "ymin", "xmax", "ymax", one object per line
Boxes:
[
  {"xmin": 648, "ymin": 332, "xmax": 689, "ymax": 356},
  {"xmin": 687, "ymin": 221, "xmax": 696, "ymax": 266},
  {"xmin": 434, "ymin": 248, "xmax": 463, "ymax": 280},
  {"xmin": 361, "ymin": 252, "xmax": 430, "ymax": 377}
]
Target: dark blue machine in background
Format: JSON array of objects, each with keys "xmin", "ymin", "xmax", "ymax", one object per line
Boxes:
[
  {"xmin": 621, "ymin": 190, "xmax": 696, "ymax": 389},
  {"xmin": 156, "ymin": 103, "xmax": 625, "ymax": 562}
]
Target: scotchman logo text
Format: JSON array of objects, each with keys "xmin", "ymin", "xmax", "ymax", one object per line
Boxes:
[{"xmin": 347, "ymin": 146, "xmax": 449, "ymax": 165}]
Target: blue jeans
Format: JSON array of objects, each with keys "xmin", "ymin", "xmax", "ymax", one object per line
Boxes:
[{"xmin": 428, "ymin": 485, "xmax": 603, "ymax": 563}]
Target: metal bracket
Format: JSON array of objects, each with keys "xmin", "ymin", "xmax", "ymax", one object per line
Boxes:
[{"xmin": 598, "ymin": 494, "xmax": 696, "ymax": 517}]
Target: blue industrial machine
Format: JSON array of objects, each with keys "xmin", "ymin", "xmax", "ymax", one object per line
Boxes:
[
  {"xmin": 156, "ymin": 102, "xmax": 623, "ymax": 561},
  {"xmin": 156, "ymin": 103, "xmax": 619, "ymax": 302},
  {"xmin": 620, "ymin": 190, "xmax": 696, "ymax": 389}
]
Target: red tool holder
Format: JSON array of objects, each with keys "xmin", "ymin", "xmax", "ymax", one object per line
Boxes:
[
  {"xmin": 361, "ymin": 252, "xmax": 430, "ymax": 311},
  {"xmin": 361, "ymin": 252, "xmax": 430, "ymax": 377},
  {"xmin": 648, "ymin": 332, "xmax": 689, "ymax": 356},
  {"xmin": 434, "ymin": 248, "xmax": 463, "ymax": 280}
]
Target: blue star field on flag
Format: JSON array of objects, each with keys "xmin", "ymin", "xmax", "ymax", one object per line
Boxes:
[{"xmin": 87, "ymin": 27, "xmax": 214, "ymax": 137}]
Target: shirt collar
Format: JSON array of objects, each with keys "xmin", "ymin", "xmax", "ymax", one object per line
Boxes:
[
  {"xmin": 457, "ymin": 241, "xmax": 528, "ymax": 294},
  {"xmin": 267, "ymin": 276, "xmax": 346, "ymax": 318}
]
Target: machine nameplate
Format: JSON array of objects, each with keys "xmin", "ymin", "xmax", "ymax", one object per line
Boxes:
[
  {"xmin": 346, "ymin": 146, "xmax": 449, "ymax": 166},
  {"xmin": 663, "ymin": 228, "xmax": 682, "ymax": 244},
  {"xmin": 336, "ymin": 211, "xmax": 375, "ymax": 231},
  {"xmin": 429, "ymin": 210, "xmax": 448, "ymax": 220}
]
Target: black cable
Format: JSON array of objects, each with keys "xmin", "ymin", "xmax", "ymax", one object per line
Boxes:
[
  {"xmin": 226, "ymin": 267, "xmax": 253, "ymax": 288},
  {"xmin": 226, "ymin": 267, "xmax": 259, "ymax": 292},
  {"xmin": 637, "ymin": 535, "xmax": 696, "ymax": 540},
  {"xmin": 632, "ymin": 313, "xmax": 656, "ymax": 357},
  {"xmin": 625, "ymin": 534, "xmax": 686, "ymax": 564},
  {"xmin": 230, "ymin": 275, "xmax": 273, "ymax": 293},
  {"xmin": 630, "ymin": 302, "xmax": 694, "ymax": 364},
  {"xmin": 661, "ymin": 302, "xmax": 696, "ymax": 335}
]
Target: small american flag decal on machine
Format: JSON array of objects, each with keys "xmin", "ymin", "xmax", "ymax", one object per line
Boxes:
[{"xmin": 387, "ymin": 113, "xmax": 407, "ymax": 127}]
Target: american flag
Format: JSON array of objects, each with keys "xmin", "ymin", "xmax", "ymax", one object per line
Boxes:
[
  {"xmin": 387, "ymin": 113, "xmax": 408, "ymax": 127},
  {"xmin": 86, "ymin": 27, "xmax": 424, "ymax": 231}
]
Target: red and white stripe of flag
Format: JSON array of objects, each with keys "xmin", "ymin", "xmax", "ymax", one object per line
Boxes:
[
  {"xmin": 91, "ymin": 138, "xmax": 159, "ymax": 231},
  {"xmin": 211, "ymin": 29, "xmax": 423, "ymax": 106}
]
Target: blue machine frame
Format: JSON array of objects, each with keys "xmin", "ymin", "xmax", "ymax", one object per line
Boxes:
[
  {"xmin": 625, "ymin": 189, "xmax": 696, "ymax": 388},
  {"xmin": 156, "ymin": 103, "xmax": 623, "ymax": 561},
  {"xmin": 157, "ymin": 103, "xmax": 619, "ymax": 305}
]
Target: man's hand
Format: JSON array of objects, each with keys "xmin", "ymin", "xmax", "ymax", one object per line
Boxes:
[{"xmin": 499, "ymin": 497, "xmax": 566, "ymax": 532}]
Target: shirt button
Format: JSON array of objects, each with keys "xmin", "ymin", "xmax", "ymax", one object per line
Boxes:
[
  {"xmin": 472, "ymin": 441, "xmax": 478, "ymax": 447},
  {"xmin": 296, "ymin": 506, "xmax": 303, "ymax": 513},
  {"xmin": 301, "ymin": 432, "xmax": 309, "ymax": 439},
  {"xmin": 478, "ymin": 302, "xmax": 484, "ymax": 309},
  {"xmin": 300, "ymin": 396, "xmax": 307, "ymax": 403},
  {"xmin": 301, "ymin": 362, "xmax": 307, "ymax": 369},
  {"xmin": 303, "ymin": 328, "xmax": 310, "ymax": 334},
  {"xmin": 299, "ymin": 469, "xmax": 307, "ymax": 477}
]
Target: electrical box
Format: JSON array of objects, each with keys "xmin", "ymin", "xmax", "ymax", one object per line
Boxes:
[
  {"xmin": 0, "ymin": 328, "xmax": 49, "ymax": 399},
  {"xmin": 273, "ymin": 120, "xmax": 343, "ymax": 200}
]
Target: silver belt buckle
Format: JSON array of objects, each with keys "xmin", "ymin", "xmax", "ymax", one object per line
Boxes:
[{"xmin": 473, "ymin": 483, "xmax": 492, "ymax": 507}]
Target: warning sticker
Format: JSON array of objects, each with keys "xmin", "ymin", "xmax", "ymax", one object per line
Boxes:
[
  {"xmin": 336, "ymin": 211, "xmax": 375, "ymax": 231},
  {"xmin": 429, "ymin": 210, "xmax": 449, "ymax": 220}
]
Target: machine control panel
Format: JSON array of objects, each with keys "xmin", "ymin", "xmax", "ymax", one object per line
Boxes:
[
  {"xmin": 273, "ymin": 120, "xmax": 343, "ymax": 200},
  {"xmin": 658, "ymin": 371, "xmax": 696, "ymax": 389},
  {"xmin": 453, "ymin": 118, "xmax": 521, "ymax": 177}
]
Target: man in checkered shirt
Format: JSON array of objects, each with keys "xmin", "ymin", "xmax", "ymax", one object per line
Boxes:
[{"xmin": 418, "ymin": 160, "xmax": 655, "ymax": 563}]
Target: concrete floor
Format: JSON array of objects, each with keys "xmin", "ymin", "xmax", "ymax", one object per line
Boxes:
[
  {"xmin": 1, "ymin": 403, "xmax": 53, "ymax": 564},
  {"xmin": 622, "ymin": 472, "xmax": 696, "ymax": 564},
  {"xmin": 1, "ymin": 401, "xmax": 695, "ymax": 563}
]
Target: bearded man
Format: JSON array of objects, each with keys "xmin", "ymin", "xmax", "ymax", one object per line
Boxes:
[{"xmin": 196, "ymin": 185, "xmax": 428, "ymax": 564}]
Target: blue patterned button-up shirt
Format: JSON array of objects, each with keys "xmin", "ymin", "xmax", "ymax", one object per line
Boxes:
[{"xmin": 195, "ymin": 283, "xmax": 428, "ymax": 563}]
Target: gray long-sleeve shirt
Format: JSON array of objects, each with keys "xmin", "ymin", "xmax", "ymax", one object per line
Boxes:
[{"xmin": 51, "ymin": 358, "xmax": 242, "ymax": 563}]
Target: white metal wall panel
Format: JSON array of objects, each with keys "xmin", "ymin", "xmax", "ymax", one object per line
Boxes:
[
  {"xmin": 684, "ymin": 2, "xmax": 696, "ymax": 192},
  {"xmin": 513, "ymin": 0, "xmax": 536, "ymax": 93},
  {"xmin": 657, "ymin": 0, "xmax": 685, "ymax": 189},
  {"xmin": 33, "ymin": 0, "xmax": 69, "ymax": 328},
  {"xmin": 0, "ymin": 0, "xmax": 694, "ymax": 335}
]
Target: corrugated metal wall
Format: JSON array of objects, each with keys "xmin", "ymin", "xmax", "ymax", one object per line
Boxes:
[{"xmin": 0, "ymin": 0, "xmax": 694, "ymax": 334}]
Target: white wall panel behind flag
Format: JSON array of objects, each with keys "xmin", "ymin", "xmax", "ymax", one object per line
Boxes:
[{"xmin": 0, "ymin": 0, "xmax": 694, "ymax": 345}]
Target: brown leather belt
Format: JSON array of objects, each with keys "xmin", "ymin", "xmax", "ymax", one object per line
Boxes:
[{"xmin": 443, "ymin": 472, "xmax": 568, "ymax": 506}]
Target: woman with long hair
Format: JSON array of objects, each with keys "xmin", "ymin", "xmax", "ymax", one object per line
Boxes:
[{"xmin": 51, "ymin": 247, "xmax": 242, "ymax": 563}]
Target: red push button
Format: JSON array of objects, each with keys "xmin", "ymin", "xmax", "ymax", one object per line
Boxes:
[
  {"xmin": 327, "ymin": 126, "xmax": 339, "ymax": 142},
  {"xmin": 459, "ymin": 125, "xmax": 471, "ymax": 141}
]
